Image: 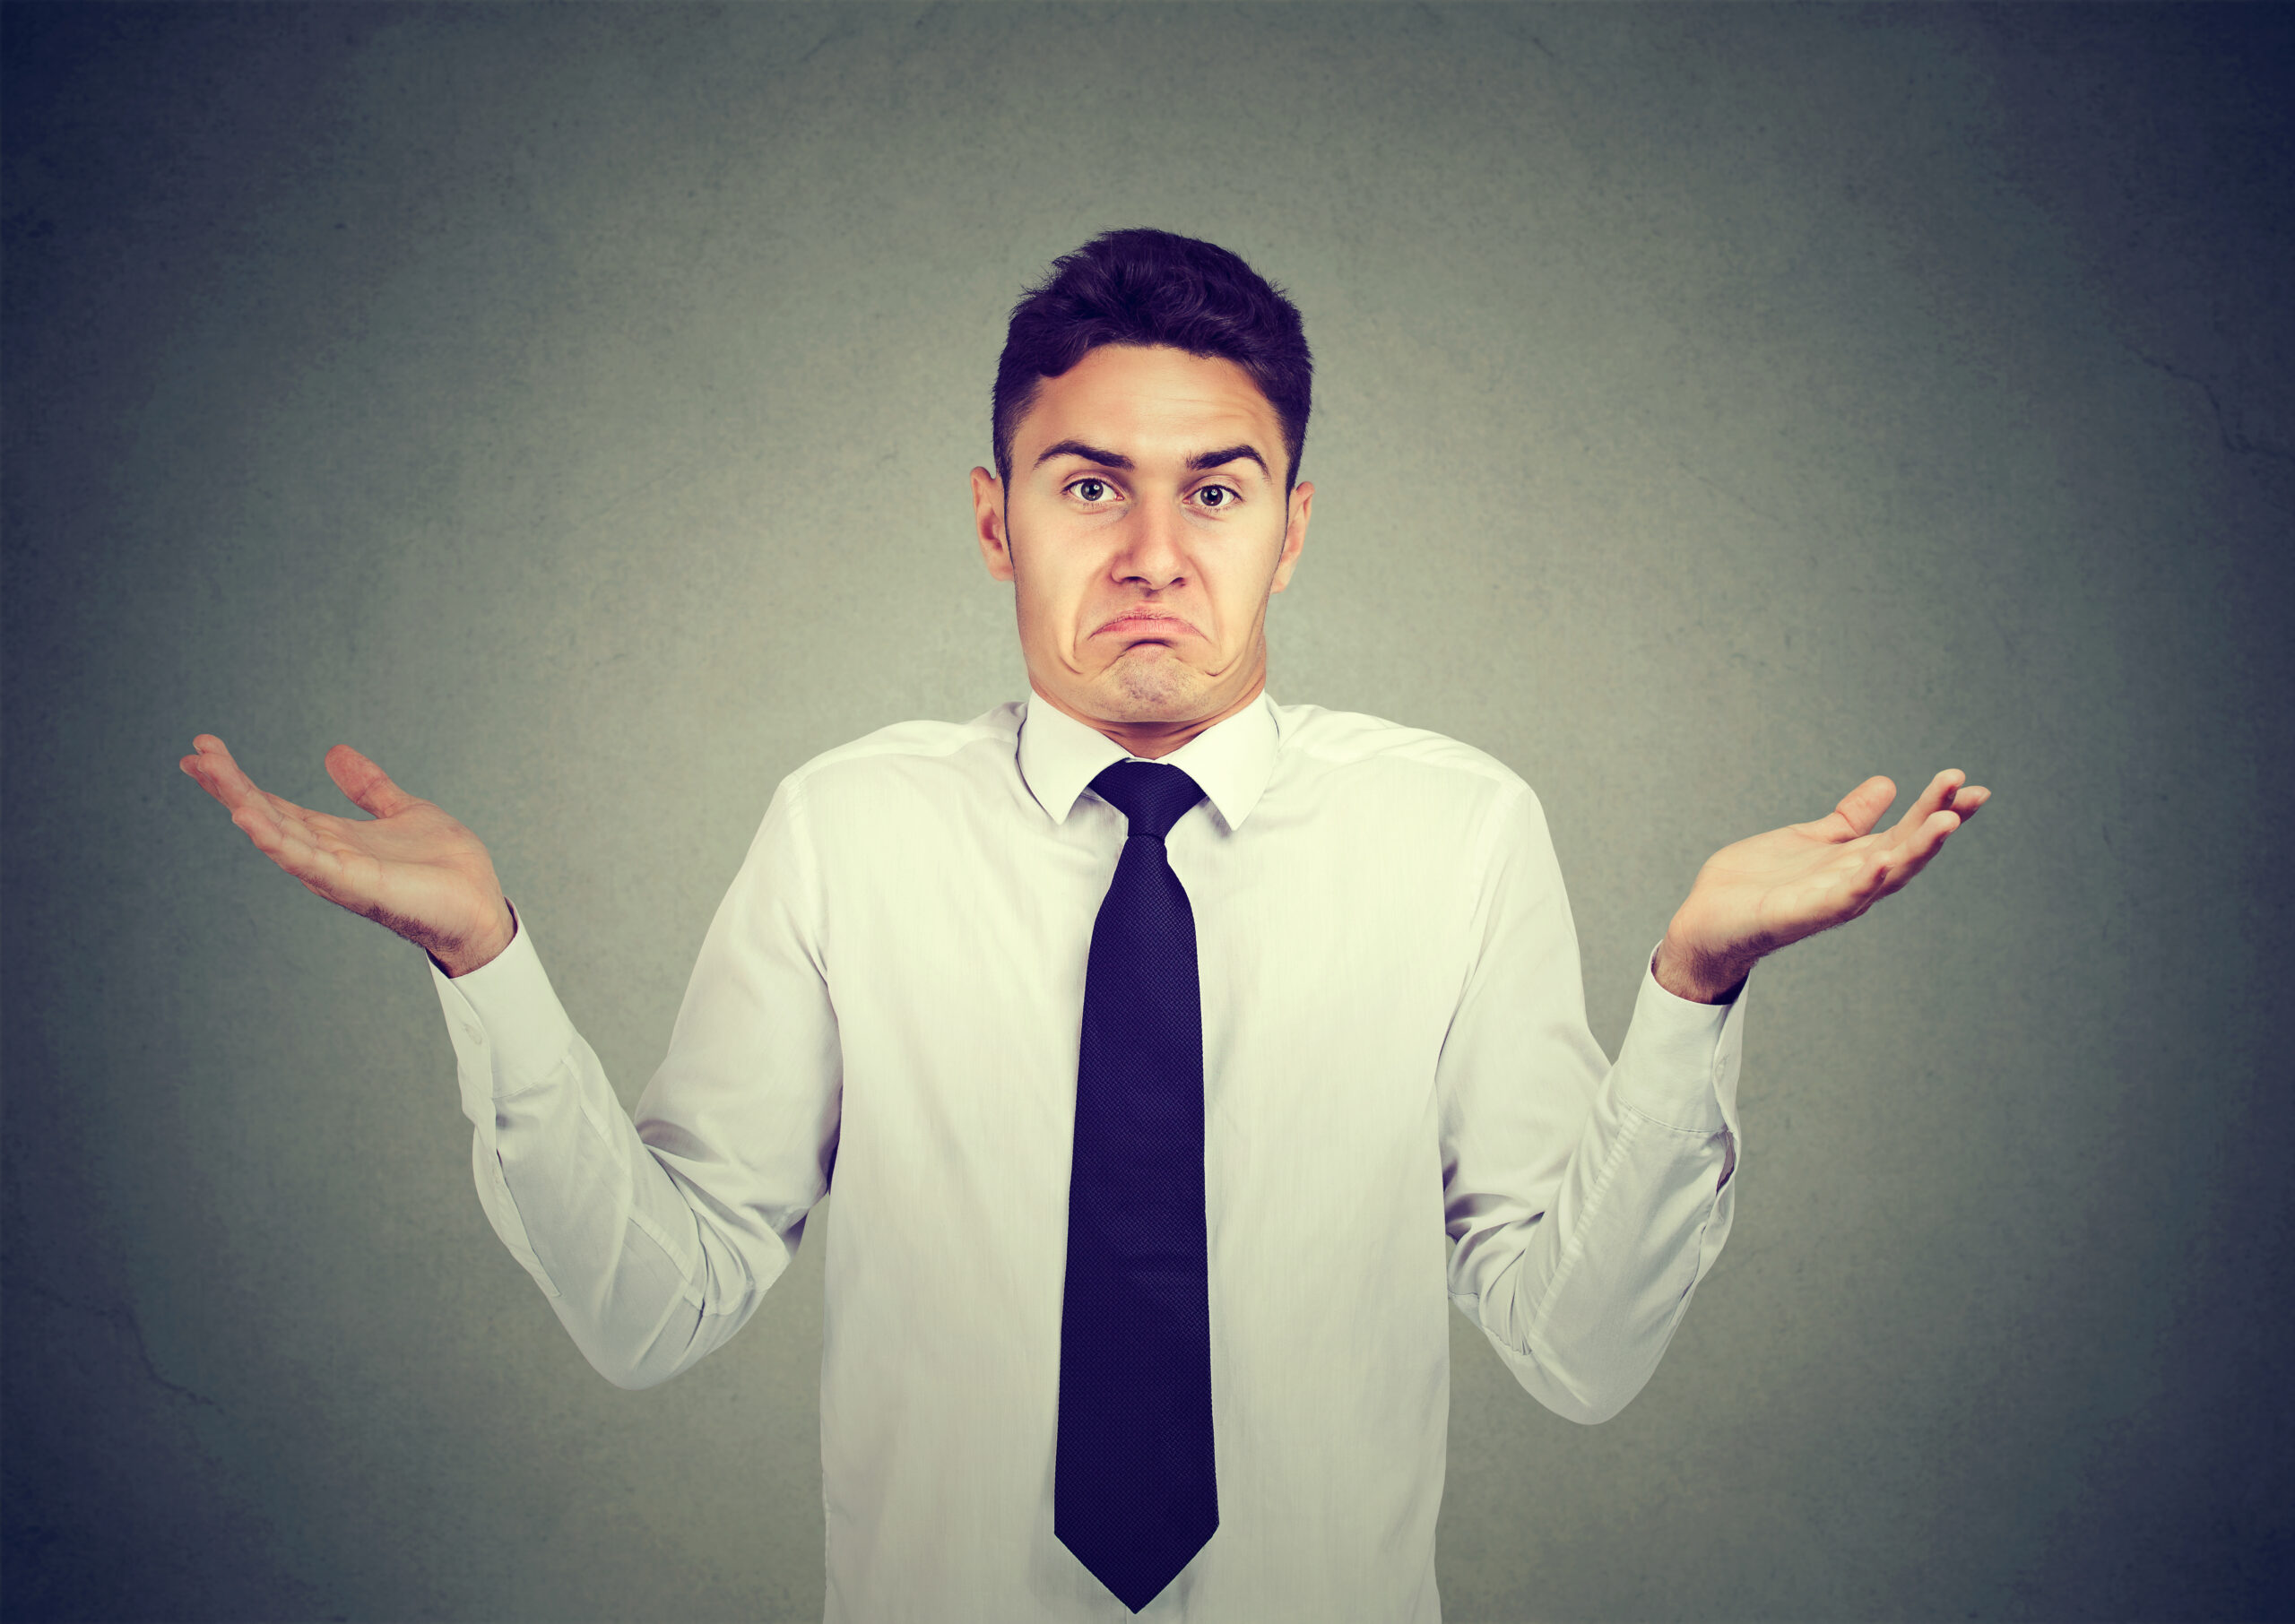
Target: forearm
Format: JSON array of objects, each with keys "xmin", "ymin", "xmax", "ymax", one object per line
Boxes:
[
  {"xmin": 1482, "ymin": 1099, "xmax": 1734, "ymax": 1421},
  {"xmin": 1459, "ymin": 960, "xmax": 1745, "ymax": 1423},
  {"xmin": 434, "ymin": 913, "xmax": 789, "ymax": 1390}
]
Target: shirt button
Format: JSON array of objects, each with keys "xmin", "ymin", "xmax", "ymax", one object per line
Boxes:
[{"xmin": 463, "ymin": 1024, "xmax": 486, "ymax": 1048}]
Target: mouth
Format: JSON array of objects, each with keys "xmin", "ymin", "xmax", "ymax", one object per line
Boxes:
[{"xmin": 1095, "ymin": 609, "xmax": 1201, "ymax": 640}]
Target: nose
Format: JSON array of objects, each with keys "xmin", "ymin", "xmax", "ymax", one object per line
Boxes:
[{"xmin": 1112, "ymin": 499, "xmax": 1187, "ymax": 592}]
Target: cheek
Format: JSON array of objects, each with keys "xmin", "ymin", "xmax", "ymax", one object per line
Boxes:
[
  {"xmin": 1010, "ymin": 553, "xmax": 1091, "ymax": 644},
  {"xmin": 1016, "ymin": 536, "xmax": 1098, "ymax": 599},
  {"xmin": 1200, "ymin": 546, "xmax": 1277, "ymax": 628}
]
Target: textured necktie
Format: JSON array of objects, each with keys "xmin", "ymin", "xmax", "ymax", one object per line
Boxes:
[{"xmin": 1055, "ymin": 759, "xmax": 1218, "ymax": 1613}]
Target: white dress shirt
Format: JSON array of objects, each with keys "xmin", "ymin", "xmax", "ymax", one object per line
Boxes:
[{"xmin": 429, "ymin": 692, "xmax": 1747, "ymax": 1623}]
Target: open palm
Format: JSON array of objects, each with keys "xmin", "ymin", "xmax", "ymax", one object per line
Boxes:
[
  {"xmin": 179, "ymin": 735, "xmax": 515, "ymax": 975},
  {"xmin": 1659, "ymin": 769, "xmax": 1990, "ymax": 1000}
]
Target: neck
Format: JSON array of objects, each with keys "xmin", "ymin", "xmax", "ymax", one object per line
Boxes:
[{"xmin": 1031, "ymin": 676, "xmax": 1267, "ymax": 760}]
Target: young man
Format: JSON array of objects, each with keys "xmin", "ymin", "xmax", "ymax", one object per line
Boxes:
[{"xmin": 181, "ymin": 229, "xmax": 1986, "ymax": 1621}]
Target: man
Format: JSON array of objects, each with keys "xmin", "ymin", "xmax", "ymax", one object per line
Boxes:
[{"xmin": 180, "ymin": 229, "xmax": 1987, "ymax": 1621}]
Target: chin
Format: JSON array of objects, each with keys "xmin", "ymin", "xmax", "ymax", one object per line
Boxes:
[{"xmin": 1097, "ymin": 656, "xmax": 1209, "ymax": 720}]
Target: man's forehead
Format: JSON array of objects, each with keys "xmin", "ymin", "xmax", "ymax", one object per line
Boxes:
[{"xmin": 1017, "ymin": 345, "xmax": 1278, "ymax": 465}]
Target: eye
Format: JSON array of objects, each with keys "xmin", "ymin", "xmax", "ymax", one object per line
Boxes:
[
  {"xmin": 1195, "ymin": 483, "xmax": 1240, "ymax": 509},
  {"xmin": 1068, "ymin": 477, "xmax": 1119, "ymax": 505}
]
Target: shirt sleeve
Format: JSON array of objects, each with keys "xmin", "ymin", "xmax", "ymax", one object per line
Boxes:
[
  {"xmin": 429, "ymin": 775, "xmax": 842, "ymax": 1390},
  {"xmin": 1437, "ymin": 780, "xmax": 1745, "ymax": 1424}
]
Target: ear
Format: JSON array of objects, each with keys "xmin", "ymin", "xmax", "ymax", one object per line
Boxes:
[
  {"xmin": 971, "ymin": 466, "xmax": 1014, "ymax": 583},
  {"xmin": 1269, "ymin": 480, "xmax": 1312, "ymax": 593}
]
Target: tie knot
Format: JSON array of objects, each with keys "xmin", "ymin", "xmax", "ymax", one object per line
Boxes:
[{"xmin": 1090, "ymin": 760, "xmax": 1204, "ymax": 841}]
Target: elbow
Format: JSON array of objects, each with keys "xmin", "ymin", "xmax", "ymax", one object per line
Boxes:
[
  {"xmin": 1486, "ymin": 1326, "xmax": 1657, "ymax": 1425},
  {"xmin": 1486, "ymin": 1269, "xmax": 1687, "ymax": 1424},
  {"xmin": 582, "ymin": 1329, "xmax": 674, "ymax": 1391},
  {"xmin": 543, "ymin": 1219, "xmax": 783, "ymax": 1393},
  {"xmin": 557, "ymin": 1290, "xmax": 715, "ymax": 1393},
  {"xmin": 1518, "ymin": 1356, "xmax": 1648, "ymax": 1426},
  {"xmin": 581, "ymin": 1330, "xmax": 697, "ymax": 1392},
  {"xmin": 1549, "ymin": 1375, "xmax": 1646, "ymax": 1427}
]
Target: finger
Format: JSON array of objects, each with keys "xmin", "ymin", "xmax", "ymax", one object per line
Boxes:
[
  {"xmin": 1942, "ymin": 782, "xmax": 1991, "ymax": 826},
  {"xmin": 1818, "ymin": 775, "xmax": 1896, "ymax": 840},
  {"xmin": 1874, "ymin": 808, "xmax": 1963, "ymax": 897},
  {"xmin": 229, "ymin": 797, "xmax": 291, "ymax": 851},
  {"xmin": 1888, "ymin": 769, "xmax": 1966, "ymax": 837},
  {"xmin": 230, "ymin": 796, "xmax": 333, "ymax": 876},
  {"xmin": 261, "ymin": 789, "xmax": 339, "ymax": 838},
  {"xmin": 228, "ymin": 785, "xmax": 376, "ymax": 904},
  {"xmin": 261, "ymin": 800, "xmax": 367, "ymax": 872},
  {"xmin": 180, "ymin": 736, "xmax": 278, "ymax": 816},
  {"xmin": 325, "ymin": 745, "xmax": 419, "ymax": 818}
]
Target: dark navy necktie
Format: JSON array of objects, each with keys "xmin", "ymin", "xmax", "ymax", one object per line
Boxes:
[{"xmin": 1055, "ymin": 760, "xmax": 1218, "ymax": 1613}]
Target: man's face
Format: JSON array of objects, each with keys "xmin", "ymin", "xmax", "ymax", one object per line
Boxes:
[{"xmin": 971, "ymin": 344, "xmax": 1312, "ymax": 740}]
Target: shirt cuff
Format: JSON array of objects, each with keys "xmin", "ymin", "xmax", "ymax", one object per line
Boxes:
[
  {"xmin": 1606, "ymin": 939, "xmax": 1749, "ymax": 1134},
  {"xmin": 427, "ymin": 902, "xmax": 581, "ymax": 1102}
]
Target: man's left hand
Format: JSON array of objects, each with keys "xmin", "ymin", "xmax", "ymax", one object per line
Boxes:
[{"xmin": 1652, "ymin": 770, "xmax": 1991, "ymax": 1003}]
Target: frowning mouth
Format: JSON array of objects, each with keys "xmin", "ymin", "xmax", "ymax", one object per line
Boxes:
[{"xmin": 1095, "ymin": 609, "xmax": 1201, "ymax": 640}]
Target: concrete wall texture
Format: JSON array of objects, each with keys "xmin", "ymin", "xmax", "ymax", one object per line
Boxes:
[{"xmin": 4, "ymin": 4, "xmax": 2290, "ymax": 1620}]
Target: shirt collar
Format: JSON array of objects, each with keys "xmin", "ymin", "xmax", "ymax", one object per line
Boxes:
[{"xmin": 1017, "ymin": 688, "xmax": 1281, "ymax": 834}]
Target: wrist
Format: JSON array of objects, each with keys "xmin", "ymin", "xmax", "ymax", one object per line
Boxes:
[
  {"xmin": 433, "ymin": 899, "xmax": 515, "ymax": 979},
  {"xmin": 1652, "ymin": 930, "xmax": 1753, "ymax": 1005}
]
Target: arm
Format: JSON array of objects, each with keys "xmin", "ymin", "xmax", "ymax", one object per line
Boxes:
[
  {"xmin": 179, "ymin": 737, "xmax": 839, "ymax": 1389},
  {"xmin": 1440, "ymin": 768, "xmax": 1989, "ymax": 1422},
  {"xmin": 434, "ymin": 782, "xmax": 838, "ymax": 1388},
  {"xmin": 1439, "ymin": 783, "xmax": 1744, "ymax": 1424}
]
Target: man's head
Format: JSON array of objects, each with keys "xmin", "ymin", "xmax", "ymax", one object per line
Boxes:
[
  {"xmin": 990, "ymin": 229, "xmax": 1312, "ymax": 492},
  {"xmin": 972, "ymin": 230, "xmax": 1316, "ymax": 756}
]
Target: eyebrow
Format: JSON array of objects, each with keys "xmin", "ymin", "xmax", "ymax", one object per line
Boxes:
[
  {"xmin": 1031, "ymin": 439, "xmax": 1269, "ymax": 478},
  {"xmin": 1034, "ymin": 439, "xmax": 1131, "ymax": 470},
  {"xmin": 1186, "ymin": 445, "xmax": 1269, "ymax": 477}
]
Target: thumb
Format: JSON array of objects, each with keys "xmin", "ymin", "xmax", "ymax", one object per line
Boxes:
[
  {"xmin": 1825, "ymin": 774, "xmax": 1897, "ymax": 839},
  {"xmin": 325, "ymin": 745, "xmax": 419, "ymax": 818}
]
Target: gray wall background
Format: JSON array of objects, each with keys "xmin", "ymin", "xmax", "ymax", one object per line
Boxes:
[{"xmin": 5, "ymin": 4, "xmax": 2290, "ymax": 1620}]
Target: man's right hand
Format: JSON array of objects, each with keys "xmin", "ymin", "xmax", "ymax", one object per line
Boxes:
[{"xmin": 179, "ymin": 736, "xmax": 515, "ymax": 977}]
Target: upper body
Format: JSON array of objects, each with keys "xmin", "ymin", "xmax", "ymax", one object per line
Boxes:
[
  {"xmin": 432, "ymin": 687, "xmax": 1745, "ymax": 1621},
  {"xmin": 179, "ymin": 229, "xmax": 1985, "ymax": 1622}
]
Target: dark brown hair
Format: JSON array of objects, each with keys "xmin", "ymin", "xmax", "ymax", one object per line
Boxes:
[{"xmin": 992, "ymin": 229, "xmax": 1312, "ymax": 490}]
